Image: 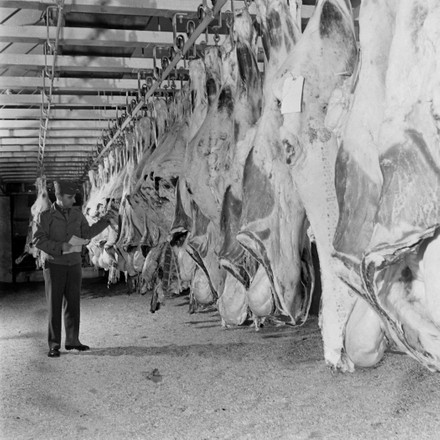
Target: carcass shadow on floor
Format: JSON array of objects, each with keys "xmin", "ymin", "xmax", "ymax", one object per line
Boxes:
[
  {"xmin": 185, "ymin": 319, "xmax": 218, "ymax": 325},
  {"xmin": 79, "ymin": 342, "xmax": 252, "ymax": 359}
]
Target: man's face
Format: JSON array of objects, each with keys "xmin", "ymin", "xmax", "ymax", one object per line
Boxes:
[{"xmin": 58, "ymin": 193, "xmax": 76, "ymax": 209}]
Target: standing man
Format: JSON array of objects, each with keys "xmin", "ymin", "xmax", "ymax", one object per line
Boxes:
[{"xmin": 33, "ymin": 180, "xmax": 115, "ymax": 358}]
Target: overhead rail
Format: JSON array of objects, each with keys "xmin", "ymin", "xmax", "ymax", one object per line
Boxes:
[{"xmin": 83, "ymin": 0, "xmax": 228, "ymax": 180}]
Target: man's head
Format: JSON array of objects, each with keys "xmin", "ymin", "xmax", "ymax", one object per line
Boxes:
[{"xmin": 54, "ymin": 180, "xmax": 78, "ymax": 209}]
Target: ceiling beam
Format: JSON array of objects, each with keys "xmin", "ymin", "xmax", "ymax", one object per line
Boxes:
[
  {"xmin": 0, "ymin": 1, "xmax": 326, "ymax": 18},
  {"xmin": 1, "ymin": 54, "xmax": 159, "ymax": 73},
  {"xmin": 0, "ymin": 108, "xmax": 118, "ymax": 119},
  {"xmin": 2, "ymin": 178, "xmax": 83, "ymax": 182},
  {"xmin": 0, "ymin": 93, "xmax": 132, "ymax": 107},
  {"xmin": 1, "ymin": 175, "xmax": 83, "ymax": 180},
  {"xmin": 0, "ymin": 150, "xmax": 95, "ymax": 157},
  {"xmin": 1, "ymin": 137, "xmax": 98, "ymax": 145},
  {"xmin": 0, "ymin": 25, "xmax": 223, "ymax": 48},
  {"xmin": 0, "ymin": 76, "xmax": 183, "ymax": 92},
  {"xmin": 0, "ymin": 145, "xmax": 96, "ymax": 152},
  {"xmin": 0, "ymin": 119, "xmax": 110, "ymax": 129},
  {"xmin": 0, "ymin": 173, "xmax": 38, "ymax": 177},
  {"xmin": 0, "ymin": 168, "xmax": 86, "ymax": 172},
  {"xmin": 0, "ymin": 129, "xmax": 103, "ymax": 137},
  {"xmin": 0, "ymin": 170, "xmax": 85, "ymax": 174},
  {"xmin": 0, "ymin": 1, "xmax": 246, "ymax": 17},
  {"xmin": 0, "ymin": 156, "xmax": 89, "ymax": 162}
]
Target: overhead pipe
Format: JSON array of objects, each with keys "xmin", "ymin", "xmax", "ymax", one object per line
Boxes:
[{"xmin": 84, "ymin": 0, "xmax": 228, "ymax": 179}]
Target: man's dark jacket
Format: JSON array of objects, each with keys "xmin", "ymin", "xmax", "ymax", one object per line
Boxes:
[{"xmin": 33, "ymin": 203, "xmax": 110, "ymax": 266}]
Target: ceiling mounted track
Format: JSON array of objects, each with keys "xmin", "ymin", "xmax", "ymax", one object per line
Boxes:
[{"xmin": 82, "ymin": 0, "xmax": 228, "ymax": 179}]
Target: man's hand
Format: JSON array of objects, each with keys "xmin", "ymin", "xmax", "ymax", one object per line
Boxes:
[
  {"xmin": 62, "ymin": 242, "xmax": 73, "ymax": 253},
  {"xmin": 102, "ymin": 210, "xmax": 118, "ymax": 224}
]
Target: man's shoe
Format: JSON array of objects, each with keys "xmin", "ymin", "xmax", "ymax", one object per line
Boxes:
[
  {"xmin": 65, "ymin": 344, "xmax": 90, "ymax": 351},
  {"xmin": 48, "ymin": 348, "xmax": 60, "ymax": 358}
]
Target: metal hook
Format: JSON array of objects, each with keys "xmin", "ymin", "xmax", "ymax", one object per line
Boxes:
[
  {"xmin": 172, "ymin": 13, "xmax": 187, "ymax": 51},
  {"xmin": 161, "ymin": 56, "xmax": 169, "ymax": 71},
  {"xmin": 198, "ymin": 1, "xmax": 209, "ymax": 44},
  {"xmin": 212, "ymin": 10, "xmax": 222, "ymax": 46},
  {"xmin": 186, "ymin": 19, "xmax": 196, "ymax": 37},
  {"xmin": 153, "ymin": 46, "xmax": 158, "ymax": 79},
  {"xmin": 197, "ymin": 4, "xmax": 206, "ymax": 21},
  {"xmin": 175, "ymin": 34, "xmax": 186, "ymax": 68},
  {"xmin": 186, "ymin": 20, "xmax": 197, "ymax": 60},
  {"xmin": 137, "ymin": 71, "xmax": 141, "ymax": 101},
  {"xmin": 176, "ymin": 34, "xmax": 185, "ymax": 51}
]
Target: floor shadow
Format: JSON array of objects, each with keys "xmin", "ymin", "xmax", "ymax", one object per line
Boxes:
[
  {"xmin": 80, "ymin": 341, "xmax": 252, "ymax": 359},
  {"xmin": 0, "ymin": 331, "xmax": 45, "ymax": 341},
  {"xmin": 175, "ymin": 301, "xmax": 190, "ymax": 307},
  {"xmin": 185, "ymin": 319, "xmax": 219, "ymax": 325}
]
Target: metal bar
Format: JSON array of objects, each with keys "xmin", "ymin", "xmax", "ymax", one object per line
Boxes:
[{"xmin": 87, "ymin": 0, "xmax": 228, "ymax": 173}]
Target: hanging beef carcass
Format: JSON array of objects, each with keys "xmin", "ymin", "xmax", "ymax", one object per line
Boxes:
[
  {"xmin": 273, "ymin": 0, "xmax": 358, "ymax": 370},
  {"xmin": 184, "ymin": 12, "xmax": 261, "ymax": 224},
  {"xmin": 325, "ymin": 0, "xmax": 393, "ymax": 367},
  {"xmin": 114, "ymin": 98, "xmax": 168, "ymax": 257},
  {"xmin": 119, "ymin": 83, "xmax": 202, "ymax": 298},
  {"xmin": 16, "ymin": 176, "xmax": 51, "ymax": 268},
  {"xmin": 171, "ymin": 48, "xmax": 226, "ymax": 309},
  {"xmin": 110, "ymin": 111, "xmax": 165, "ymax": 292},
  {"xmin": 177, "ymin": 9, "xmax": 265, "ymax": 320},
  {"xmin": 117, "ymin": 87, "xmax": 200, "ymax": 298},
  {"xmin": 332, "ymin": 0, "xmax": 440, "ymax": 371},
  {"xmin": 84, "ymin": 147, "xmax": 127, "ymax": 284},
  {"xmin": 225, "ymin": 0, "xmax": 314, "ymax": 328},
  {"xmin": 119, "ymin": 92, "xmax": 188, "ymax": 252}
]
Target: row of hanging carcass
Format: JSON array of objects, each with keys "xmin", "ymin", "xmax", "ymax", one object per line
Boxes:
[{"xmin": 82, "ymin": 0, "xmax": 440, "ymax": 372}]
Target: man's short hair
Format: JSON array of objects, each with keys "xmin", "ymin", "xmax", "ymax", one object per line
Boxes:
[{"xmin": 54, "ymin": 180, "xmax": 78, "ymax": 196}]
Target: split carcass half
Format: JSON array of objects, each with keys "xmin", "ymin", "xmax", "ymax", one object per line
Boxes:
[
  {"xmin": 176, "ymin": 47, "xmax": 225, "ymax": 308},
  {"xmin": 334, "ymin": 0, "xmax": 440, "ymax": 371},
  {"xmin": 233, "ymin": 0, "xmax": 314, "ymax": 328},
  {"xmin": 123, "ymin": 86, "xmax": 201, "ymax": 297},
  {"xmin": 180, "ymin": 10, "xmax": 264, "ymax": 320},
  {"xmin": 112, "ymin": 101, "xmax": 171, "ymax": 291},
  {"xmin": 328, "ymin": 0, "xmax": 394, "ymax": 367},
  {"xmin": 84, "ymin": 147, "xmax": 128, "ymax": 283},
  {"xmin": 17, "ymin": 176, "xmax": 51, "ymax": 268},
  {"xmin": 274, "ymin": 0, "xmax": 358, "ymax": 370}
]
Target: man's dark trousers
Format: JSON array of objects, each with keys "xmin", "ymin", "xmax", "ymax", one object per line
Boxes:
[{"xmin": 43, "ymin": 262, "xmax": 82, "ymax": 349}]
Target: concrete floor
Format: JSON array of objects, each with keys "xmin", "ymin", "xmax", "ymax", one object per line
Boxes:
[{"xmin": 1, "ymin": 277, "xmax": 440, "ymax": 440}]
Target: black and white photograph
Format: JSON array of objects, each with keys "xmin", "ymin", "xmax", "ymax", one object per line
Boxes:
[{"xmin": 1, "ymin": 1, "xmax": 440, "ymax": 439}]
